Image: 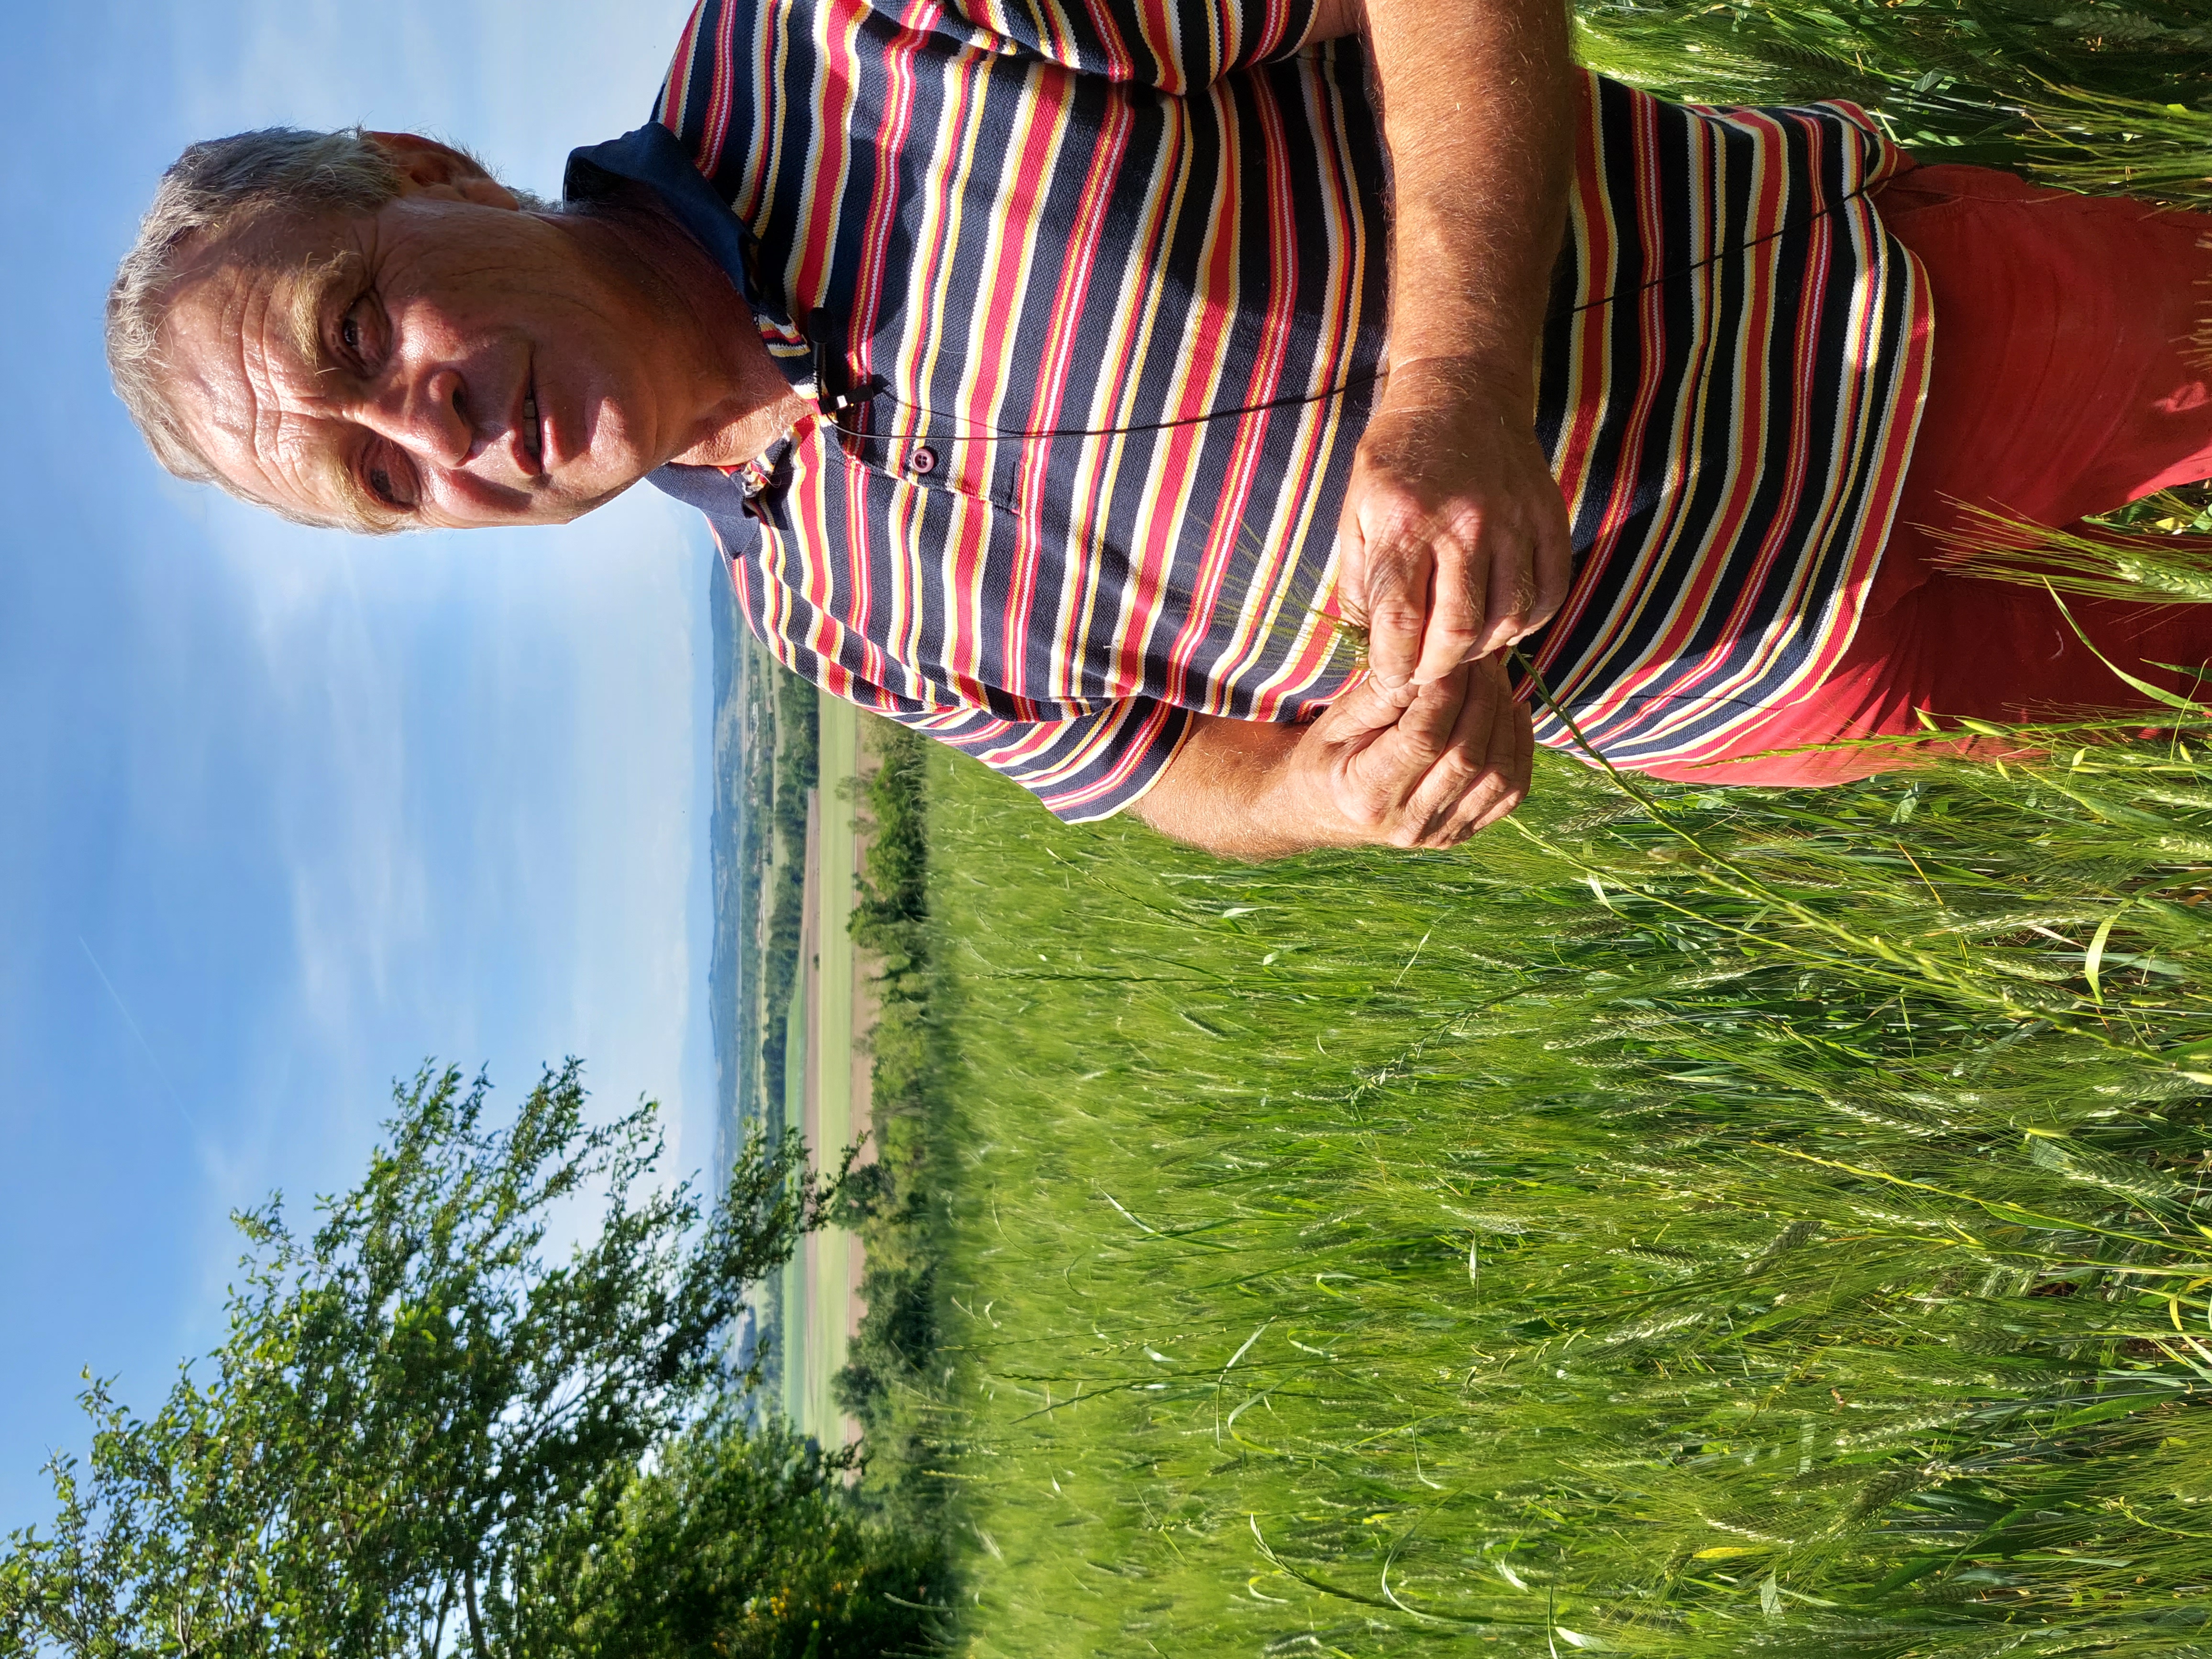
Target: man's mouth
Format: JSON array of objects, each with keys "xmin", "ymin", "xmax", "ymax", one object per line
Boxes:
[{"xmin": 523, "ymin": 385, "xmax": 544, "ymax": 471}]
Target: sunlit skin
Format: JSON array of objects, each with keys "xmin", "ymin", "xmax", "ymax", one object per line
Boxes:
[{"xmin": 158, "ymin": 134, "xmax": 808, "ymax": 532}]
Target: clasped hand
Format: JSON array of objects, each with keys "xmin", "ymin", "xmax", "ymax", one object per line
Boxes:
[
  {"xmin": 1294, "ymin": 360, "xmax": 1571, "ymax": 847},
  {"xmin": 1263, "ymin": 653, "xmax": 1532, "ymax": 850},
  {"xmin": 1137, "ymin": 364, "xmax": 1571, "ymax": 855},
  {"xmin": 1339, "ymin": 357, "xmax": 1572, "ymax": 685}
]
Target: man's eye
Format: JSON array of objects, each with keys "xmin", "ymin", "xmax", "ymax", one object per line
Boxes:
[
  {"xmin": 339, "ymin": 297, "xmax": 376, "ymax": 366},
  {"xmin": 365, "ymin": 451, "xmax": 414, "ymax": 509}
]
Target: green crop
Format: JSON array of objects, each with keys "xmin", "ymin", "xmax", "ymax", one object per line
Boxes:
[{"xmin": 923, "ymin": 715, "xmax": 2212, "ymax": 1656}]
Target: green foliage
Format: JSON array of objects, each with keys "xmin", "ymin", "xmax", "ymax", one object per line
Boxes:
[
  {"xmin": 708, "ymin": 618, "xmax": 780, "ymax": 1154},
  {"xmin": 512, "ymin": 1405, "xmax": 950, "ymax": 1659},
  {"xmin": 833, "ymin": 722, "xmax": 956, "ymax": 1527},
  {"xmin": 2100, "ymin": 483, "xmax": 2212, "ymax": 541},
  {"xmin": 852, "ymin": 721, "xmax": 931, "ymax": 977},
  {"xmin": 1936, "ymin": 492, "xmax": 2212, "ymax": 601},
  {"xmin": 0, "ymin": 1064, "xmax": 861, "ymax": 1659},
  {"xmin": 1573, "ymin": 0, "xmax": 2212, "ymax": 207},
  {"xmin": 918, "ymin": 713, "xmax": 2212, "ymax": 1656}
]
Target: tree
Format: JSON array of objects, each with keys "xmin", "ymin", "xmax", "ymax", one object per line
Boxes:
[
  {"xmin": 511, "ymin": 1405, "xmax": 946, "ymax": 1659},
  {"xmin": 0, "ymin": 1063, "xmax": 945, "ymax": 1658}
]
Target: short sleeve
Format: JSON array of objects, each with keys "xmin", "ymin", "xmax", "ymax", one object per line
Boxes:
[
  {"xmin": 887, "ymin": 694, "xmax": 1195, "ymax": 821},
  {"xmin": 728, "ymin": 550, "xmax": 1195, "ymax": 821},
  {"xmin": 934, "ymin": 0, "xmax": 1319, "ymax": 92}
]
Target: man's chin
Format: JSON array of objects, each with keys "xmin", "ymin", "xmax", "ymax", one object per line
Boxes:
[
  {"xmin": 498, "ymin": 476, "xmax": 639, "ymax": 529},
  {"xmin": 558, "ymin": 473, "xmax": 643, "ymax": 522}
]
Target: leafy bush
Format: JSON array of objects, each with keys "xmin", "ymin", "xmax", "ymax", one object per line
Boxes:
[{"xmin": 517, "ymin": 1407, "xmax": 949, "ymax": 1659}]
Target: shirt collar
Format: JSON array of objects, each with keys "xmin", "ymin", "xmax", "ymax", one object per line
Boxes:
[{"xmin": 562, "ymin": 123, "xmax": 810, "ymax": 393}]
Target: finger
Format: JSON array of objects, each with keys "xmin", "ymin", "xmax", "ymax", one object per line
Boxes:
[
  {"xmin": 1356, "ymin": 525, "xmax": 1435, "ymax": 692},
  {"xmin": 1309, "ymin": 675, "xmax": 1420, "ymax": 764},
  {"xmin": 1401, "ymin": 657, "xmax": 1504, "ymax": 843},
  {"xmin": 1353, "ymin": 669, "xmax": 1470, "ymax": 819},
  {"xmin": 1459, "ymin": 679, "xmax": 1534, "ymax": 838},
  {"xmin": 1473, "ymin": 530, "xmax": 1537, "ymax": 660},
  {"xmin": 1426, "ymin": 663, "xmax": 1530, "ymax": 846},
  {"xmin": 1324, "ymin": 669, "xmax": 1468, "ymax": 838},
  {"xmin": 1411, "ymin": 529, "xmax": 1489, "ymax": 688},
  {"xmin": 1390, "ymin": 667, "xmax": 1471, "ymax": 769},
  {"xmin": 1516, "ymin": 490, "xmax": 1574, "ymax": 643}
]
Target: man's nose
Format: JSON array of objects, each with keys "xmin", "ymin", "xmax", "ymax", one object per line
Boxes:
[{"xmin": 359, "ymin": 365, "xmax": 475, "ymax": 470}]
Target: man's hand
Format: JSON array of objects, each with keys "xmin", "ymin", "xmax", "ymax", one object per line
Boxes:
[
  {"xmin": 1129, "ymin": 656, "xmax": 1533, "ymax": 859},
  {"xmin": 1295, "ymin": 656, "xmax": 1534, "ymax": 848},
  {"xmin": 1306, "ymin": 0, "xmax": 1577, "ymax": 688},
  {"xmin": 1338, "ymin": 356, "xmax": 1573, "ymax": 688}
]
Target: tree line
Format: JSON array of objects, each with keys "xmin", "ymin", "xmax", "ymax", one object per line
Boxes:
[{"xmin": 0, "ymin": 1064, "xmax": 950, "ymax": 1658}]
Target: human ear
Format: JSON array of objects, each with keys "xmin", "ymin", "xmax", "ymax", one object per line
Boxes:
[{"xmin": 362, "ymin": 131, "xmax": 520, "ymax": 210}]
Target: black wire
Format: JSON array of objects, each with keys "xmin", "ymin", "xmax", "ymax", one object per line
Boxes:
[
  {"xmin": 1553, "ymin": 181, "xmax": 1876, "ymax": 317},
  {"xmin": 828, "ymin": 376, "xmax": 1380, "ymax": 442},
  {"xmin": 825, "ymin": 186, "xmax": 1873, "ymax": 445}
]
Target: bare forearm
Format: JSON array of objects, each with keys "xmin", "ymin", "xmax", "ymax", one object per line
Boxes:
[
  {"xmin": 1127, "ymin": 716, "xmax": 1325, "ymax": 860},
  {"xmin": 1315, "ymin": 0, "xmax": 1579, "ymax": 684},
  {"xmin": 1136, "ymin": 5, "xmax": 1571, "ymax": 860},
  {"xmin": 1363, "ymin": 0, "xmax": 1574, "ymax": 392}
]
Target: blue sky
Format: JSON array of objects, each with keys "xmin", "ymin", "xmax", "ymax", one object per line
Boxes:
[{"xmin": 0, "ymin": 0, "xmax": 718, "ymax": 1529}]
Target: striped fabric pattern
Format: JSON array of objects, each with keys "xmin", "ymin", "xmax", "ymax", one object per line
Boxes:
[
  {"xmin": 1527, "ymin": 77, "xmax": 1932, "ymax": 767},
  {"xmin": 634, "ymin": 0, "xmax": 1930, "ymax": 818}
]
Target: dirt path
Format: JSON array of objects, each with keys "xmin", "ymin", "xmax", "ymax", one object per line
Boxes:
[{"xmin": 787, "ymin": 700, "xmax": 874, "ymax": 1449}]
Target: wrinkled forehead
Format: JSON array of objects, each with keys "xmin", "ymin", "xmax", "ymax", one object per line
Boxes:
[
  {"xmin": 160, "ymin": 212, "xmax": 361, "ymax": 389},
  {"xmin": 156, "ymin": 213, "xmax": 372, "ymax": 522}
]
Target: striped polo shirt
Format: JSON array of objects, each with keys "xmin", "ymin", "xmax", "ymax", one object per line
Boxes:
[{"xmin": 573, "ymin": 0, "xmax": 1931, "ymax": 819}]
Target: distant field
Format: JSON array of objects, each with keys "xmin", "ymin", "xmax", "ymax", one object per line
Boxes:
[
  {"xmin": 924, "ymin": 723, "xmax": 2212, "ymax": 1656},
  {"xmin": 780, "ymin": 698, "xmax": 870, "ymax": 1448}
]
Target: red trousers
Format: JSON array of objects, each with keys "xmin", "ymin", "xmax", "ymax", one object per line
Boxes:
[{"xmin": 1638, "ymin": 162, "xmax": 2212, "ymax": 785}]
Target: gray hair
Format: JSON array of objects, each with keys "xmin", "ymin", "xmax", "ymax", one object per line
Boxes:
[{"xmin": 108, "ymin": 128, "xmax": 409, "ymax": 513}]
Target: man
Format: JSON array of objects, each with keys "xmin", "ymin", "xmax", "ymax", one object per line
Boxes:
[{"xmin": 109, "ymin": 0, "xmax": 2212, "ymax": 858}]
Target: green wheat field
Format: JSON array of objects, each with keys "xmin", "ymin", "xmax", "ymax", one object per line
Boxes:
[
  {"xmin": 921, "ymin": 715, "xmax": 2212, "ymax": 1656},
  {"xmin": 843, "ymin": 5, "xmax": 2212, "ymax": 1654}
]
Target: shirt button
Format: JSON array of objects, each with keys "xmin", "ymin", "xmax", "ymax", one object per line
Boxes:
[{"xmin": 907, "ymin": 445, "xmax": 939, "ymax": 476}]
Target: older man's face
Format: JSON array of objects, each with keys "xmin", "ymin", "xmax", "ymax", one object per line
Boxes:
[{"xmin": 160, "ymin": 158, "xmax": 712, "ymax": 531}]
